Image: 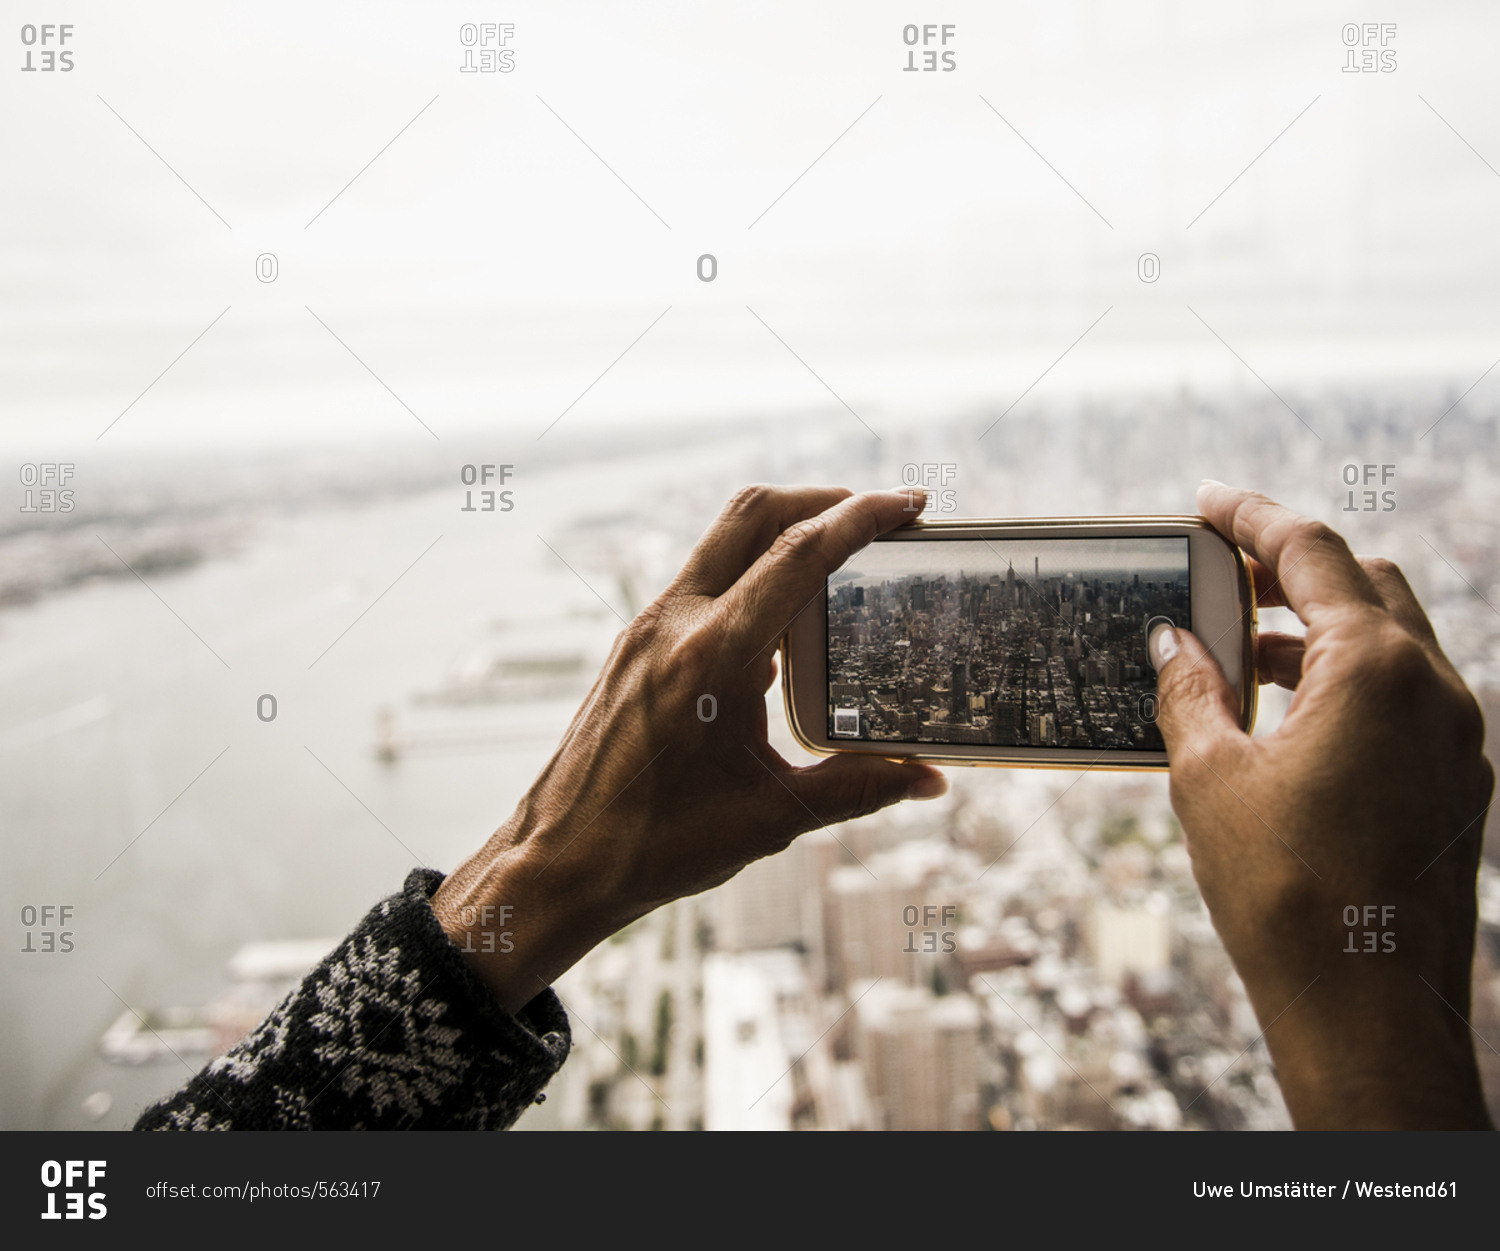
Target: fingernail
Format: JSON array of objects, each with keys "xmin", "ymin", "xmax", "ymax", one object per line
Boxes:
[
  {"xmin": 1148, "ymin": 623, "xmax": 1180, "ymax": 671},
  {"xmin": 1200, "ymin": 478, "xmax": 1226, "ymax": 487},
  {"xmin": 907, "ymin": 770, "xmax": 948, "ymax": 801}
]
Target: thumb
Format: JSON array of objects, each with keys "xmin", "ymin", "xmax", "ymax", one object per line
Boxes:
[
  {"xmin": 1151, "ymin": 623, "xmax": 1244, "ymax": 762},
  {"xmin": 780, "ymin": 754, "xmax": 948, "ymax": 830}
]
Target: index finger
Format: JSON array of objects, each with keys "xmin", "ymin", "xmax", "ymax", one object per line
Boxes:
[
  {"xmin": 671, "ymin": 484, "xmax": 854, "ymax": 599},
  {"xmin": 722, "ymin": 487, "xmax": 924, "ymax": 659},
  {"xmin": 1197, "ymin": 483, "xmax": 1383, "ymax": 625}
]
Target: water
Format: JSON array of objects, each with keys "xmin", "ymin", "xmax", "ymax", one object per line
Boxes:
[{"xmin": 0, "ymin": 451, "xmax": 704, "ymax": 1129}]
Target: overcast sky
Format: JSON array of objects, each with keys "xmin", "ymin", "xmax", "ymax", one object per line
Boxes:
[
  {"xmin": 5, "ymin": 1, "xmax": 1499, "ymax": 453},
  {"xmin": 837, "ymin": 535, "xmax": 1189, "ymax": 583}
]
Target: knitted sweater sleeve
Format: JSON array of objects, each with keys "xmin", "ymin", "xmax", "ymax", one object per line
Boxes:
[{"xmin": 134, "ymin": 868, "xmax": 571, "ymax": 1130}]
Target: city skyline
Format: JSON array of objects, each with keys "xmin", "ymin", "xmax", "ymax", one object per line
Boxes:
[
  {"xmin": 834, "ymin": 536, "xmax": 1192, "ymax": 587},
  {"xmin": 828, "ymin": 541, "xmax": 1189, "ymax": 751}
]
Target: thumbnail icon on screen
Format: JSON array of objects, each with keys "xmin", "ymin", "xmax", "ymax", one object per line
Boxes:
[{"xmin": 833, "ymin": 708, "xmax": 860, "ymax": 736}]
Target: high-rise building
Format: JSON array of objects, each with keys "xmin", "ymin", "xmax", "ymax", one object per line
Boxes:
[
  {"xmin": 825, "ymin": 868, "xmax": 910, "ymax": 990},
  {"xmin": 715, "ymin": 831, "xmax": 827, "ymax": 958},
  {"xmin": 853, "ymin": 982, "xmax": 982, "ymax": 1131},
  {"xmin": 823, "ymin": 841, "xmax": 961, "ymax": 993},
  {"xmin": 990, "ymin": 689, "xmax": 1022, "ymax": 745},
  {"xmin": 949, "ymin": 660, "xmax": 968, "ymax": 720}
]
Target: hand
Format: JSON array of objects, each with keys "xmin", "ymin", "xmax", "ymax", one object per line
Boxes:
[
  {"xmin": 1152, "ymin": 482, "xmax": 1494, "ymax": 1128},
  {"xmin": 433, "ymin": 485, "xmax": 947, "ymax": 1014}
]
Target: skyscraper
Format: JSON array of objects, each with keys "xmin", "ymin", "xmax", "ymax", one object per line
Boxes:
[{"xmin": 854, "ymin": 982, "xmax": 982, "ymax": 1131}]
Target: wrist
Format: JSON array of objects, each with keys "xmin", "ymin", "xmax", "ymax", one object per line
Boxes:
[
  {"xmin": 1257, "ymin": 971, "xmax": 1490, "ymax": 1129},
  {"xmin": 432, "ymin": 820, "xmax": 618, "ymax": 1016}
]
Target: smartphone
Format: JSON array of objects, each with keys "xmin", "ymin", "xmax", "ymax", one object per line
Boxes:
[{"xmin": 782, "ymin": 516, "xmax": 1256, "ymax": 769}]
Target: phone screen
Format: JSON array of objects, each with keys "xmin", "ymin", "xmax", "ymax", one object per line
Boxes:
[{"xmin": 826, "ymin": 536, "xmax": 1190, "ymax": 752}]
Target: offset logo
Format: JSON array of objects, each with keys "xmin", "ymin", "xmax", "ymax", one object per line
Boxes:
[
  {"xmin": 1343, "ymin": 904, "xmax": 1396, "ymax": 953},
  {"xmin": 459, "ymin": 463, "xmax": 515, "ymax": 513},
  {"xmin": 18, "ymin": 463, "xmax": 75, "ymax": 513},
  {"xmin": 40, "ymin": 1160, "xmax": 106, "ymax": 1220},
  {"xmin": 901, "ymin": 24, "xmax": 956, "ymax": 72},
  {"xmin": 19, "ymin": 24, "xmax": 74, "ymax": 72},
  {"xmin": 900, "ymin": 463, "xmax": 959, "ymax": 513},
  {"xmin": 20, "ymin": 904, "xmax": 74, "ymax": 953},
  {"xmin": 459, "ymin": 22, "xmax": 515, "ymax": 73},
  {"xmin": 903, "ymin": 904, "xmax": 958, "ymax": 953},
  {"xmin": 1342, "ymin": 22, "xmax": 1397, "ymax": 72},
  {"xmin": 1342, "ymin": 462, "xmax": 1396, "ymax": 513}
]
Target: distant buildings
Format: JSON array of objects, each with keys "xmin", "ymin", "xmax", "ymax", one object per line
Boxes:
[
  {"xmin": 852, "ymin": 981, "xmax": 982, "ymax": 1131},
  {"xmin": 702, "ymin": 952, "xmax": 805, "ymax": 1131},
  {"xmin": 550, "ymin": 768, "xmax": 1296, "ymax": 1133},
  {"xmin": 827, "ymin": 564, "xmax": 1187, "ymax": 752}
]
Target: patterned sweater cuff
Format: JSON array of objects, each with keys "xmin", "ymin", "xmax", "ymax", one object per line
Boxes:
[{"xmin": 135, "ymin": 868, "xmax": 571, "ymax": 1130}]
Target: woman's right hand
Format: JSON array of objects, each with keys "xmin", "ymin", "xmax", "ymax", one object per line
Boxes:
[
  {"xmin": 1151, "ymin": 482, "xmax": 1493, "ymax": 1128},
  {"xmin": 433, "ymin": 485, "xmax": 947, "ymax": 1015}
]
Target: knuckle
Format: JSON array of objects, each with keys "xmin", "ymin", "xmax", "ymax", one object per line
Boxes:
[
  {"xmin": 1366, "ymin": 626, "xmax": 1432, "ymax": 701},
  {"xmin": 623, "ymin": 599, "xmax": 665, "ymax": 639},
  {"xmin": 615, "ymin": 600, "xmax": 672, "ymax": 660},
  {"xmin": 1290, "ymin": 517, "xmax": 1346, "ymax": 556},
  {"xmin": 663, "ymin": 620, "xmax": 720, "ymax": 679},
  {"xmin": 1228, "ymin": 490, "xmax": 1277, "ymax": 532},
  {"xmin": 613, "ymin": 620, "xmax": 647, "ymax": 659},
  {"xmin": 1166, "ymin": 741, "xmax": 1209, "ymax": 788},
  {"xmin": 771, "ymin": 515, "xmax": 829, "ymax": 563},
  {"xmin": 850, "ymin": 769, "xmax": 891, "ymax": 821},
  {"xmin": 1154, "ymin": 654, "xmax": 1211, "ymax": 716},
  {"xmin": 727, "ymin": 483, "xmax": 775, "ymax": 516},
  {"xmin": 1361, "ymin": 555, "xmax": 1404, "ymax": 584},
  {"xmin": 1381, "ymin": 626, "xmax": 1429, "ymax": 680}
]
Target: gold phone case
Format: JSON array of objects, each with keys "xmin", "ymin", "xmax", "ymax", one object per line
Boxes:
[{"xmin": 780, "ymin": 514, "xmax": 1258, "ymax": 771}]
